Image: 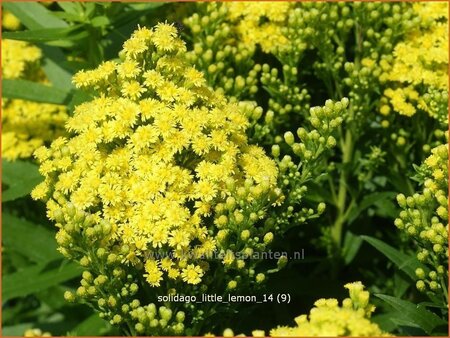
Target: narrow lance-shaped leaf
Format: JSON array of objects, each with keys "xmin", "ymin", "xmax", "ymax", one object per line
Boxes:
[
  {"xmin": 2, "ymin": 79, "xmax": 71, "ymax": 105},
  {"xmin": 375, "ymin": 294, "xmax": 447, "ymax": 335},
  {"xmin": 361, "ymin": 235, "xmax": 427, "ymax": 280},
  {"xmin": 2, "ymin": 213, "xmax": 59, "ymax": 263},
  {"xmin": 70, "ymin": 314, "xmax": 113, "ymax": 336},
  {"xmin": 3, "ymin": 2, "xmax": 68, "ymax": 30},
  {"xmin": 2, "ymin": 260, "xmax": 82, "ymax": 302},
  {"xmin": 2, "ymin": 160, "xmax": 43, "ymax": 202},
  {"xmin": 40, "ymin": 45, "xmax": 74, "ymax": 91},
  {"xmin": 2, "ymin": 25, "xmax": 88, "ymax": 44}
]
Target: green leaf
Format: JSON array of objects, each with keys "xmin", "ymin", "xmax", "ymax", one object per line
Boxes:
[
  {"xmin": 373, "ymin": 197, "xmax": 398, "ymax": 219},
  {"xmin": 342, "ymin": 231, "xmax": 362, "ymax": 265},
  {"xmin": 67, "ymin": 90, "xmax": 93, "ymax": 114},
  {"xmin": 2, "ymin": 213, "xmax": 58, "ymax": 263},
  {"xmin": 393, "ymin": 271, "xmax": 410, "ymax": 298},
  {"xmin": 2, "ymin": 160, "xmax": 43, "ymax": 202},
  {"xmin": 70, "ymin": 314, "xmax": 112, "ymax": 336},
  {"xmin": 40, "ymin": 45, "xmax": 74, "ymax": 91},
  {"xmin": 389, "ymin": 317, "xmax": 427, "ymax": 336},
  {"xmin": 127, "ymin": 3, "xmax": 166, "ymax": 11},
  {"xmin": 36, "ymin": 286, "xmax": 75, "ymax": 310},
  {"xmin": 90, "ymin": 15, "xmax": 111, "ymax": 28},
  {"xmin": 2, "ymin": 79, "xmax": 71, "ymax": 104},
  {"xmin": 2, "ymin": 25, "xmax": 88, "ymax": 44},
  {"xmin": 362, "ymin": 235, "xmax": 425, "ymax": 280},
  {"xmin": 371, "ymin": 313, "xmax": 398, "ymax": 333},
  {"xmin": 375, "ymin": 294, "xmax": 446, "ymax": 335},
  {"xmin": 2, "ymin": 260, "xmax": 81, "ymax": 302},
  {"xmin": 3, "ymin": 2, "xmax": 68, "ymax": 30},
  {"xmin": 348, "ymin": 191, "xmax": 397, "ymax": 224},
  {"xmin": 57, "ymin": 2, "xmax": 84, "ymax": 17}
]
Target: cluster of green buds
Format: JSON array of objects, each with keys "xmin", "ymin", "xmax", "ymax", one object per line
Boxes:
[
  {"xmin": 352, "ymin": 2, "xmax": 417, "ymax": 56},
  {"xmin": 236, "ymin": 101, "xmax": 271, "ymax": 142},
  {"xmin": 269, "ymin": 98, "xmax": 348, "ymax": 232},
  {"xmin": 57, "ymin": 203, "xmax": 198, "ymax": 336},
  {"xmin": 355, "ymin": 146, "xmax": 386, "ymax": 187},
  {"xmin": 340, "ymin": 3, "xmax": 417, "ymax": 129},
  {"xmin": 259, "ymin": 63, "xmax": 311, "ymax": 144},
  {"xmin": 184, "ymin": 3, "xmax": 259, "ymax": 100},
  {"xmin": 56, "ymin": 206, "xmax": 183, "ymax": 335},
  {"xmin": 395, "ymin": 143, "xmax": 448, "ymax": 304},
  {"xmin": 420, "ymin": 88, "xmax": 449, "ymax": 127},
  {"xmin": 212, "ymin": 176, "xmax": 284, "ymax": 290},
  {"xmin": 283, "ymin": 2, "xmax": 355, "ymax": 91}
]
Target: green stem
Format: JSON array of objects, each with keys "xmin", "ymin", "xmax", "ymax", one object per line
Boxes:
[{"xmin": 332, "ymin": 127, "xmax": 353, "ymax": 250}]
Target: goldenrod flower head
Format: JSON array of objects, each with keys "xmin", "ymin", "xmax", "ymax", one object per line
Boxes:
[
  {"xmin": 224, "ymin": 2, "xmax": 291, "ymax": 53},
  {"xmin": 269, "ymin": 283, "xmax": 388, "ymax": 337},
  {"xmin": 33, "ymin": 24, "xmax": 278, "ymax": 288},
  {"xmin": 381, "ymin": 2, "xmax": 448, "ymax": 120}
]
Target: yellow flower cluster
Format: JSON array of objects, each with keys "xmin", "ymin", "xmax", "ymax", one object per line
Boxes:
[
  {"xmin": 1, "ymin": 39, "xmax": 68, "ymax": 160},
  {"xmin": 380, "ymin": 2, "xmax": 448, "ymax": 117},
  {"xmin": 268, "ymin": 282, "xmax": 387, "ymax": 337},
  {"xmin": 2, "ymin": 39, "xmax": 42, "ymax": 80},
  {"xmin": 32, "ymin": 24, "xmax": 278, "ymax": 287},
  {"xmin": 396, "ymin": 142, "xmax": 448, "ymax": 296},
  {"xmin": 224, "ymin": 2, "xmax": 291, "ymax": 54},
  {"xmin": 2, "ymin": 10, "xmax": 21, "ymax": 31}
]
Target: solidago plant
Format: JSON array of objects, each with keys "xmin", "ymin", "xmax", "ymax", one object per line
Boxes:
[
  {"xmin": 2, "ymin": 1, "xmax": 447, "ymax": 336},
  {"xmin": 31, "ymin": 24, "xmax": 287, "ymax": 336}
]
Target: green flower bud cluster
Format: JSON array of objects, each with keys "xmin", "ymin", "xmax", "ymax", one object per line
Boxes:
[
  {"xmin": 130, "ymin": 304, "xmax": 185, "ymax": 335},
  {"xmin": 356, "ymin": 146, "xmax": 386, "ymax": 186},
  {"xmin": 236, "ymin": 101, "xmax": 273, "ymax": 142},
  {"xmin": 395, "ymin": 143, "xmax": 448, "ymax": 303},
  {"xmin": 184, "ymin": 3, "xmax": 259, "ymax": 100},
  {"xmin": 258, "ymin": 63, "xmax": 311, "ymax": 144},
  {"xmin": 341, "ymin": 3, "xmax": 417, "ymax": 129},
  {"xmin": 282, "ymin": 98, "xmax": 347, "ymax": 163},
  {"xmin": 420, "ymin": 88, "xmax": 449, "ymax": 127},
  {"xmin": 352, "ymin": 2, "xmax": 417, "ymax": 56},
  {"xmin": 281, "ymin": 3, "xmax": 354, "ymax": 87},
  {"xmin": 291, "ymin": 3, "xmax": 415, "ymax": 131},
  {"xmin": 268, "ymin": 98, "xmax": 348, "ymax": 232},
  {"xmin": 63, "ymin": 241, "xmax": 186, "ymax": 336},
  {"xmin": 213, "ymin": 176, "xmax": 283, "ymax": 290}
]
